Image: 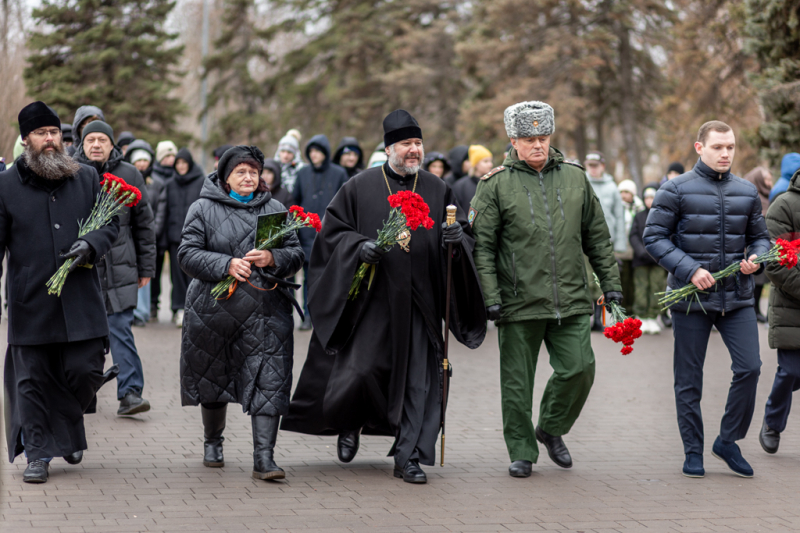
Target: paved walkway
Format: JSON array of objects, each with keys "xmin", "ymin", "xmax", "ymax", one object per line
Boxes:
[{"xmin": 2, "ymin": 303, "xmax": 799, "ymax": 532}]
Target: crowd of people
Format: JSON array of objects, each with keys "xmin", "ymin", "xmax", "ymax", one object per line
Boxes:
[{"xmin": 1, "ymin": 98, "xmax": 799, "ymax": 491}]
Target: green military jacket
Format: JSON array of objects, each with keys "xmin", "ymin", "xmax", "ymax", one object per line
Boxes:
[{"xmin": 470, "ymin": 146, "xmax": 622, "ymax": 324}]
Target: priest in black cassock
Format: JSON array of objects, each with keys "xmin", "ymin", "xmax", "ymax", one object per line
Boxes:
[{"xmin": 281, "ymin": 110, "xmax": 486, "ymax": 483}]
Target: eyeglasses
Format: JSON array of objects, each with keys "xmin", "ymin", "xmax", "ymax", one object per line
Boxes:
[{"xmin": 30, "ymin": 128, "xmax": 62, "ymax": 138}]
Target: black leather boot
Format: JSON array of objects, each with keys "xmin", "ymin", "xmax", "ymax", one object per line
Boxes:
[
  {"xmin": 508, "ymin": 460, "xmax": 532, "ymax": 478},
  {"xmin": 759, "ymin": 419, "xmax": 780, "ymax": 454},
  {"xmin": 252, "ymin": 415, "xmax": 285, "ymax": 480},
  {"xmin": 201, "ymin": 404, "xmax": 227, "ymax": 467},
  {"xmin": 337, "ymin": 429, "xmax": 361, "ymax": 463},
  {"xmin": 63, "ymin": 450, "xmax": 83, "ymax": 465},
  {"xmin": 393, "ymin": 459, "xmax": 427, "ymax": 484},
  {"xmin": 535, "ymin": 426, "xmax": 573, "ymax": 468}
]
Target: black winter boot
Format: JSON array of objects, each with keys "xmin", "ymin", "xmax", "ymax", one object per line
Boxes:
[
  {"xmin": 252, "ymin": 415, "xmax": 285, "ymax": 480},
  {"xmin": 201, "ymin": 404, "xmax": 227, "ymax": 467}
]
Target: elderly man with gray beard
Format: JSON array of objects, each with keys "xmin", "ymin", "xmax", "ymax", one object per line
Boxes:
[
  {"xmin": 0, "ymin": 102, "xmax": 120, "ymax": 483},
  {"xmin": 282, "ymin": 110, "xmax": 486, "ymax": 484}
]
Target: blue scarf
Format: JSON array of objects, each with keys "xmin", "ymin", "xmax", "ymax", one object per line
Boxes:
[{"xmin": 229, "ymin": 190, "xmax": 254, "ymax": 203}]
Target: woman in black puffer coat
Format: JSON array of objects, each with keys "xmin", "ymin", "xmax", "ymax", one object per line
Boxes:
[{"xmin": 178, "ymin": 146, "xmax": 304, "ymax": 480}]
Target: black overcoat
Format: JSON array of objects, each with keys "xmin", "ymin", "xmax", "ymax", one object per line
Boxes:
[
  {"xmin": 281, "ymin": 166, "xmax": 486, "ymax": 437},
  {"xmin": 178, "ymin": 175, "xmax": 305, "ymax": 416},
  {"xmin": 0, "ymin": 158, "xmax": 119, "ymax": 345},
  {"xmin": 76, "ymin": 146, "xmax": 156, "ymax": 314},
  {"xmin": 165, "ymin": 151, "xmax": 204, "ymax": 245}
]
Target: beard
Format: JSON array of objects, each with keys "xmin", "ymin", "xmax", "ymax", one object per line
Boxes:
[
  {"xmin": 22, "ymin": 140, "xmax": 81, "ymax": 180},
  {"xmin": 388, "ymin": 145, "xmax": 424, "ymax": 175}
]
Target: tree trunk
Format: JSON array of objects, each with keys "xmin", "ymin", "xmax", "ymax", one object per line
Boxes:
[{"xmin": 616, "ymin": 22, "xmax": 643, "ymax": 188}]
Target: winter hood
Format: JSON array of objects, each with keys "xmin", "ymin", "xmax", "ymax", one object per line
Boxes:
[
  {"xmin": 72, "ymin": 105, "xmax": 106, "ymax": 140},
  {"xmin": 174, "ymin": 147, "xmax": 205, "ymax": 184},
  {"xmin": 448, "ymin": 145, "xmax": 469, "ymax": 180},
  {"xmin": 332, "ymin": 137, "xmax": 364, "ymax": 169},
  {"xmin": 305, "ymin": 134, "xmax": 331, "ymax": 170},
  {"xmin": 262, "ymin": 158, "xmax": 283, "ymax": 192}
]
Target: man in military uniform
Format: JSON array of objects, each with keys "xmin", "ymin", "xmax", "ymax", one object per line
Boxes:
[{"xmin": 470, "ymin": 101, "xmax": 622, "ymax": 478}]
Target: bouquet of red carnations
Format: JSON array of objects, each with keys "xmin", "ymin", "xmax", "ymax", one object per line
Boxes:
[
  {"xmin": 657, "ymin": 238, "xmax": 800, "ymax": 312},
  {"xmin": 348, "ymin": 191, "xmax": 434, "ymax": 300},
  {"xmin": 46, "ymin": 173, "xmax": 142, "ymax": 297},
  {"xmin": 211, "ymin": 205, "xmax": 321, "ymax": 301},
  {"xmin": 593, "ymin": 273, "xmax": 642, "ymax": 355}
]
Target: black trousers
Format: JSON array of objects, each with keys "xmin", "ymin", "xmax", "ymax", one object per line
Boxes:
[
  {"xmin": 151, "ymin": 247, "xmax": 166, "ymax": 311},
  {"xmin": 4, "ymin": 338, "xmax": 107, "ymax": 462},
  {"xmin": 671, "ymin": 307, "xmax": 761, "ymax": 455},
  {"xmin": 391, "ymin": 308, "xmax": 441, "ymax": 468},
  {"xmin": 764, "ymin": 349, "xmax": 800, "ymax": 433},
  {"xmin": 168, "ymin": 243, "xmax": 191, "ymax": 311}
]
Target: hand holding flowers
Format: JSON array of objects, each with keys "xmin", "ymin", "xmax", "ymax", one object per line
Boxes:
[{"xmin": 46, "ymin": 173, "xmax": 142, "ymax": 296}]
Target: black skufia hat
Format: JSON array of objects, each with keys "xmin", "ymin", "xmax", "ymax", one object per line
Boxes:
[
  {"xmin": 19, "ymin": 101, "xmax": 61, "ymax": 139},
  {"xmin": 383, "ymin": 109, "xmax": 422, "ymax": 147}
]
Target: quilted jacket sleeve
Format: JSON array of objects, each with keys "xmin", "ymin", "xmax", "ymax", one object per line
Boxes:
[
  {"xmin": 643, "ymin": 181, "xmax": 700, "ymax": 285},
  {"xmin": 268, "ymin": 228, "xmax": 304, "ymax": 279},
  {"xmin": 178, "ymin": 200, "xmax": 232, "ymax": 282},
  {"xmin": 765, "ymin": 195, "xmax": 800, "ymax": 296}
]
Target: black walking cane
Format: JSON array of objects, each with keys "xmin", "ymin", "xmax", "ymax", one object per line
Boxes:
[{"xmin": 441, "ymin": 205, "xmax": 457, "ymax": 466}]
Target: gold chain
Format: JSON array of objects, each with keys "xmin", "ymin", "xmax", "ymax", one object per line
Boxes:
[{"xmin": 382, "ymin": 165, "xmax": 418, "ymax": 194}]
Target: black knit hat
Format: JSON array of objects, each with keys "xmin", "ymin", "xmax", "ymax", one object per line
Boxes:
[
  {"xmin": 81, "ymin": 120, "xmax": 115, "ymax": 144},
  {"xmin": 19, "ymin": 101, "xmax": 61, "ymax": 139},
  {"xmin": 667, "ymin": 161, "xmax": 685, "ymax": 175},
  {"xmin": 117, "ymin": 131, "xmax": 135, "ymax": 147},
  {"xmin": 383, "ymin": 109, "xmax": 422, "ymax": 147},
  {"xmin": 218, "ymin": 145, "xmax": 265, "ymax": 183}
]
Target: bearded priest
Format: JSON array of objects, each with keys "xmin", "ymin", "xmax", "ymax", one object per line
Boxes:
[
  {"xmin": 1, "ymin": 102, "xmax": 120, "ymax": 483},
  {"xmin": 281, "ymin": 110, "xmax": 486, "ymax": 483}
]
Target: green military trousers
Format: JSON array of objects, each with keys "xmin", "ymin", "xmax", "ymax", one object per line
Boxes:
[{"xmin": 498, "ymin": 314, "xmax": 595, "ymax": 463}]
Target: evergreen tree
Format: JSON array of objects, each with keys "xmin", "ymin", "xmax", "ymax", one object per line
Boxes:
[
  {"xmin": 254, "ymin": 0, "xmax": 465, "ymax": 151},
  {"xmin": 202, "ymin": 0, "xmax": 281, "ymax": 149},
  {"xmin": 745, "ymin": 0, "xmax": 800, "ymax": 163},
  {"xmin": 24, "ymin": 0, "xmax": 185, "ymax": 145}
]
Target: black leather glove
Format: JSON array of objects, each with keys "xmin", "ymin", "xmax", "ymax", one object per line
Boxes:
[
  {"xmin": 63, "ymin": 240, "xmax": 95, "ymax": 272},
  {"xmin": 441, "ymin": 221, "xmax": 463, "ymax": 247},
  {"xmin": 486, "ymin": 304, "xmax": 502, "ymax": 321},
  {"xmin": 360, "ymin": 241, "xmax": 387, "ymax": 265},
  {"xmin": 603, "ymin": 291, "xmax": 624, "ymax": 305}
]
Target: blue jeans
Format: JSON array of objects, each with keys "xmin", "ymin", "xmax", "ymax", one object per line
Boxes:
[
  {"xmin": 672, "ymin": 306, "xmax": 761, "ymax": 455},
  {"xmin": 133, "ymin": 283, "xmax": 150, "ymax": 322},
  {"xmin": 108, "ymin": 309, "xmax": 145, "ymax": 399},
  {"xmin": 764, "ymin": 349, "xmax": 800, "ymax": 433}
]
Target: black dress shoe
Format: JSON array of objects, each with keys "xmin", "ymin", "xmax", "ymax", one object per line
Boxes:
[
  {"xmin": 23, "ymin": 460, "xmax": 49, "ymax": 483},
  {"xmin": 102, "ymin": 364, "xmax": 120, "ymax": 385},
  {"xmin": 508, "ymin": 460, "xmax": 532, "ymax": 478},
  {"xmin": 117, "ymin": 390, "xmax": 151, "ymax": 416},
  {"xmin": 337, "ymin": 429, "xmax": 361, "ymax": 463},
  {"xmin": 393, "ymin": 459, "xmax": 427, "ymax": 484},
  {"xmin": 759, "ymin": 419, "xmax": 780, "ymax": 454},
  {"xmin": 535, "ymin": 426, "xmax": 573, "ymax": 468},
  {"xmin": 63, "ymin": 450, "xmax": 83, "ymax": 465}
]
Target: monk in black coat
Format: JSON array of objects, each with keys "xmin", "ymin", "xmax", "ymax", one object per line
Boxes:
[
  {"xmin": 2, "ymin": 102, "xmax": 120, "ymax": 483},
  {"xmin": 281, "ymin": 110, "xmax": 486, "ymax": 483}
]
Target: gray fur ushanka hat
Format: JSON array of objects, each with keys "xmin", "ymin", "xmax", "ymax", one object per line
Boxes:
[{"xmin": 504, "ymin": 101, "xmax": 555, "ymax": 138}]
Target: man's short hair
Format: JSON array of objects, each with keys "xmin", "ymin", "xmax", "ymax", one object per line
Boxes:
[{"xmin": 697, "ymin": 121, "xmax": 732, "ymax": 145}]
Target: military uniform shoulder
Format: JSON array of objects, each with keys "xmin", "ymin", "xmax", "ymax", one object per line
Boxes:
[{"xmin": 480, "ymin": 165, "xmax": 507, "ymax": 180}]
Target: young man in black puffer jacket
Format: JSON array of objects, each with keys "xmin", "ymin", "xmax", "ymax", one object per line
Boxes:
[{"xmin": 644, "ymin": 121, "xmax": 771, "ymax": 479}]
